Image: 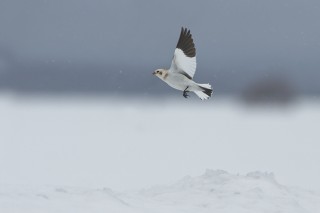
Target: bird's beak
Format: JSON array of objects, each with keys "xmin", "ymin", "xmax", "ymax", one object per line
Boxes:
[{"xmin": 152, "ymin": 71, "xmax": 156, "ymax": 75}]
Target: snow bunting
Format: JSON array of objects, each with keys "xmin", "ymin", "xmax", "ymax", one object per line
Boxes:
[{"xmin": 153, "ymin": 27, "xmax": 213, "ymax": 100}]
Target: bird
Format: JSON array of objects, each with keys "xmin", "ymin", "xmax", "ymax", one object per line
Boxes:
[{"xmin": 153, "ymin": 27, "xmax": 213, "ymax": 100}]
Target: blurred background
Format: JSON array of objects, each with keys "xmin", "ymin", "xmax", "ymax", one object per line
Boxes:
[
  {"xmin": 1, "ymin": 0, "xmax": 320, "ymax": 99},
  {"xmin": 0, "ymin": 0, "xmax": 319, "ymax": 191}
]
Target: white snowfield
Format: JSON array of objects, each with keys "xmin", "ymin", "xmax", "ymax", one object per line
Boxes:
[
  {"xmin": 1, "ymin": 170, "xmax": 320, "ymax": 213},
  {"xmin": 1, "ymin": 96, "xmax": 320, "ymax": 212}
]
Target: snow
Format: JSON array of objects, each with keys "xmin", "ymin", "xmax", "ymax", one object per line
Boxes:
[
  {"xmin": 0, "ymin": 185, "xmax": 132, "ymax": 213},
  {"xmin": 1, "ymin": 95, "xmax": 320, "ymax": 212},
  {"xmin": 1, "ymin": 170, "xmax": 320, "ymax": 213},
  {"xmin": 134, "ymin": 170, "xmax": 320, "ymax": 212}
]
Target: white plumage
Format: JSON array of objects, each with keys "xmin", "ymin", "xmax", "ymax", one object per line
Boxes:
[
  {"xmin": 170, "ymin": 48, "xmax": 197, "ymax": 79},
  {"xmin": 153, "ymin": 27, "xmax": 213, "ymax": 100}
]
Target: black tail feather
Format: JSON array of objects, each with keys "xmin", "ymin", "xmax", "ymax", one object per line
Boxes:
[{"xmin": 199, "ymin": 86, "xmax": 213, "ymax": 97}]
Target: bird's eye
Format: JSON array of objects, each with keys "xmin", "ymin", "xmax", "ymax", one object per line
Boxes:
[{"xmin": 156, "ymin": 71, "xmax": 159, "ymax": 73}]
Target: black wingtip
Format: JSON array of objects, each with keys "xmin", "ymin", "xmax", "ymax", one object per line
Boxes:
[{"xmin": 176, "ymin": 27, "xmax": 196, "ymax": 58}]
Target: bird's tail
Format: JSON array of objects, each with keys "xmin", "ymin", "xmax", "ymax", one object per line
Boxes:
[{"xmin": 194, "ymin": 83, "xmax": 213, "ymax": 100}]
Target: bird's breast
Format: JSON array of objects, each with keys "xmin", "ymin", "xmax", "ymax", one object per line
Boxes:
[{"xmin": 164, "ymin": 74, "xmax": 193, "ymax": 91}]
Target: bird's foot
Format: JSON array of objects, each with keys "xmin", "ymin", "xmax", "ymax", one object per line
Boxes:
[{"xmin": 183, "ymin": 87, "xmax": 189, "ymax": 98}]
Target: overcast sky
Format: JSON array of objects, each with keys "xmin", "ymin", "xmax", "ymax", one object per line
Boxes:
[{"xmin": 1, "ymin": 0, "xmax": 320, "ymax": 69}]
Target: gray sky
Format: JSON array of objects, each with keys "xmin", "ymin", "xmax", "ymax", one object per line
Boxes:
[
  {"xmin": 1, "ymin": 0, "xmax": 320, "ymax": 65},
  {"xmin": 1, "ymin": 0, "xmax": 320, "ymax": 96}
]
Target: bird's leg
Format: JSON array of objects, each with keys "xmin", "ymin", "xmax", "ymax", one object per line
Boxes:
[{"xmin": 183, "ymin": 86, "xmax": 189, "ymax": 98}]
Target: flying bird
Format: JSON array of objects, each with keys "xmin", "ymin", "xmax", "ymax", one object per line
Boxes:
[{"xmin": 153, "ymin": 27, "xmax": 213, "ymax": 100}]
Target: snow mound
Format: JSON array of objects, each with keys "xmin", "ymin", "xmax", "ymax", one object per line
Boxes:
[
  {"xmin": 136, "ymin": 170, "xmax": 320, "ymax": 213},
  {"xmin": 1, "ymin": 170, "xmax": 320, "ymax": 213}
]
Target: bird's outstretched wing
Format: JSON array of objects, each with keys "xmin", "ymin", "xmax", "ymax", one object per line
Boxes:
[{"xmin": 169, "ymin": 27, "xmax": 197, "ymax": 79}]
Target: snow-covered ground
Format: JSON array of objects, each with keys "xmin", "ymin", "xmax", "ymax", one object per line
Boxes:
[
  {"xmin": 1, "ymin": 170, "xmax": 320, "ymax": 213},
  {"xmin": 0, "ymin": 95, "xmax": 320, "ymax": 212}
]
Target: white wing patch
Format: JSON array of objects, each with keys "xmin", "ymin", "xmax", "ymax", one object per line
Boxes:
[{"xmin": 170, "ymin": 48, "xmax": 197, "ymax": 79}]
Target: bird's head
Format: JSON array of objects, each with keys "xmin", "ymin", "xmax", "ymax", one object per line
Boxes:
[{"xmin": 153, "ymin": 69, "xmax": 168, "ymax": 80}]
